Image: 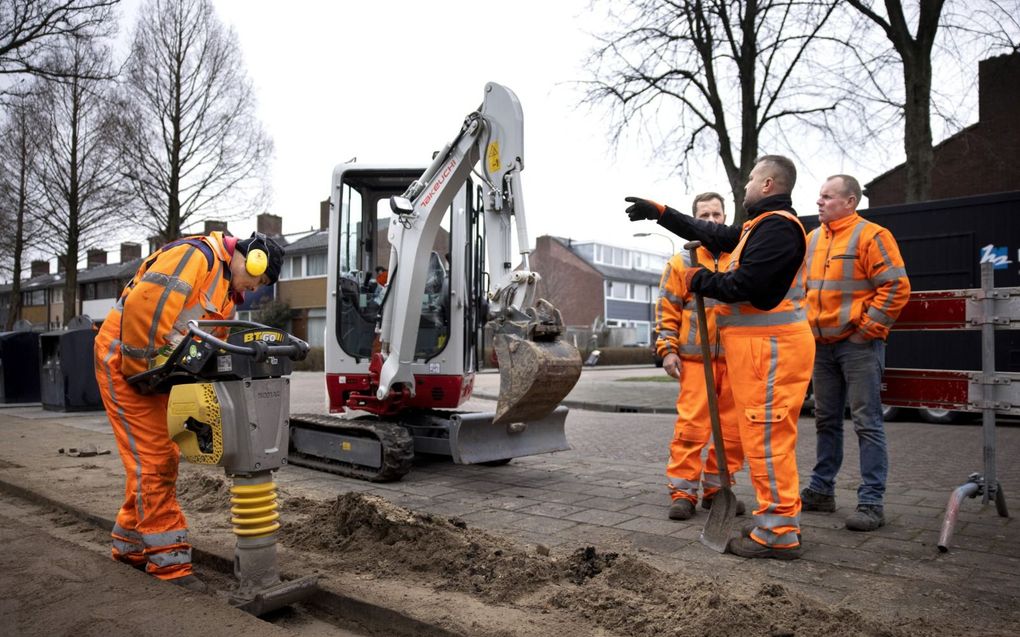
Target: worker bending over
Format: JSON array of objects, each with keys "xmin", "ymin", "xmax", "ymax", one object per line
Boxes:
[
  {"xmin": 94, "ymin": 231, "xmax": 284, "ymax": 591},
  {"xmin": 655, "ymin": 192, "xmax": 747, "ymax": 521},
  {"xmin": 626, "ymin": 155, "xmax": 814, "ymax": 560}
]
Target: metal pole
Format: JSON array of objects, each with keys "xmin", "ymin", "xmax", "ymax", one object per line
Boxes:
[{"xmin": 980, "ymin": 262, "xmax": 996, "ymax": 505}]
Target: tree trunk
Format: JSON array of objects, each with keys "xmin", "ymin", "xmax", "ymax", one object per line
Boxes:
[
  {"xmin": 4, "ymin": 145, "xmax": 28, "ymax": 331},
  {"xmin": 900, "ymin": 43, "xmax": 935, "ymax": 202},
  {"xmin": 63, "ymin": 76, "xmax": 82, "ymax": 327}
]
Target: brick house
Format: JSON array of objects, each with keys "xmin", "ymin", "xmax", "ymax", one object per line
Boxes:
[
  {"xmin": 529, "ymin": 235, "xmax": 667, "ymax": 345},
  {"xmin": 865, "ymin": 52, "xmax": 1020, "ymax": 205}
]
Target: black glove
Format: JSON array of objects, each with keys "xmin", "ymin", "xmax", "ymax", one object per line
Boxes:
[{"xmin": 624, "ymin": 196, "xmax": 664, "ymax": 221}]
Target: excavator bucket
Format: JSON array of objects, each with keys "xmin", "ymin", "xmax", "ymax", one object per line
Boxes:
[{"xmin": 492, "ymin": 332, "xmax": 582, "ymax": 425}]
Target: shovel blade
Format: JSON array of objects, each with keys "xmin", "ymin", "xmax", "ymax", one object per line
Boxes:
[{"xmin": 698, "ymin": 488, "xmax": 739, "ymax": 553}]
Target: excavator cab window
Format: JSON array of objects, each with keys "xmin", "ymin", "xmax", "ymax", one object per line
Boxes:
[{"xmin": 334, "ymin": 169, "xmax": 453, "ymax": 361}]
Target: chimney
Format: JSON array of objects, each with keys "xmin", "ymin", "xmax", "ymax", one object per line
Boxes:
[
  {"xmin": 120, "ymin": 242, "xmax": 142, "ymax": 262},
  {"xmin": 56, "ymin": 255, "xmax": 67, "ymax": 273},
  {"xmin": 257, "ymin": 213, "xmax": 282, "ymax": 237},
  {"xmin": 204, "ymin": 220, "xmax": 229, "ymax": 235},
  {"xmin": 978, "ymin": 52, "xmax": 1020, "ymax": 132},
  {"xmin": 320, "ymin": 199, "xmax": 330, "ymax": 230},
  {"xmin": 31, "ymin": 260, "xmax": 50, "ymax": 277},
  {"xmin": 87, "ymin": 248, "xmax": 107, "ymax": 267}
]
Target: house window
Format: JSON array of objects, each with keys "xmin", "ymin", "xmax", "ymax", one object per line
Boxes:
[
  {"xmin": 23, "ymin": 290, "xmax": 45, "ymax": 306},
  {"xmin": 306, "ymin": 308, "xmax": 326, "ymax": 347},
  {"xmin": 282, "ymin": 255, "xmax": 302, "ymax": 279},
  {"xmin": 306, "ymin": 253, "xmax": 327, "ymax": 277},
  {"xmin": 50, "ymin": 287, "xmax": 63, "ymax": 304}
]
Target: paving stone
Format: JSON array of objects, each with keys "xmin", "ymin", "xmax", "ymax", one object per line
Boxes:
[
  {"xmin": 557, "ymin": 522, "xmax": 634, "ymax": 549},
  {"xmin": 801, "ymin": 525, "xmax": 870, "ymax": 549},
  {"xmin": 572, "ymin": 496, "xmax": 637, "ymax": 512},
  {"xmin": 495, "ymin": 485, "xmax": 592, "ymax": 505},
  {"xmin": 449, "ymin": 478, "xmax": 522, "ymax": 493},
  {"xmin": 619, "ymin": 502, "xmax": 668, "ymax": 518},
  {"xmin": 563, "ymin": 508, "xmax": 636, "ymax": 527},
  {"xmin": 937, "ymin": 547, "xmax": 1020, "ymax": 576},
  {"xmin": 627, "ymin": 531, "xmax": 691, "ymax": 554},
  {"xmin": 614, "ymin": 516, "xmax": 686, "ymax": 535},
  {"xmin": 516, "ymin": 501, "xmax": 589, "ymax": 519},
  {"xmin": 860, "ymin": 535, "xmax": 938, "ymax": 558},
  {"xmin": 505, "ymin": 513, "xmax": 580, "ymax": 535}
]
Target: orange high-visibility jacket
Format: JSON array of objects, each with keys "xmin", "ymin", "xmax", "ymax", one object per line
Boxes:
[
  {"xmin": 99, "ymin": 232, "xmax": 236, "ymax": 378},
  {"xmin": 715, "ymin": 210, "xmax": 809, "ymax": 335},
  {"xmin": 805, "ymin": 212, "xmax": 910, "ymax": 344},
  {"xmin": 655, "ymin": 246, "xmax": 731, "ymax": 361}
]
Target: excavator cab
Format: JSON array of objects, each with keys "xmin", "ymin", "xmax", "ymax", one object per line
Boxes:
[{"xmin": 325, "ymin": 166, "xmax": 478, "ymax": 412}]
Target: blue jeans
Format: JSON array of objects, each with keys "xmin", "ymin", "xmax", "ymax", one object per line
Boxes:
[{"xmin": 808, "ymin": 338, "xmax": 888, "ymax": 506}]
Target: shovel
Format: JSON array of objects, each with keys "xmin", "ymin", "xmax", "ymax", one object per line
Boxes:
[{"xmin": 685, "ymin": 241, "xmax": 739, "ymax": 553}]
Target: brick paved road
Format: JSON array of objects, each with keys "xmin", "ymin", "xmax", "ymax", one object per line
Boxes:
[{"xmin": 2, "ymin": 367, "xmax": 1017, "ymax": 633}]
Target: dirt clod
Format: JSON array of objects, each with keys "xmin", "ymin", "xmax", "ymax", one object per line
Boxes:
[{"xmin": 564, "ymin": 546, "xmax": 618, "ymax": 584}]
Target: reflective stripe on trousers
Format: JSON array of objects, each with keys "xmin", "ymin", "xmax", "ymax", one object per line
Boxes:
[
  {"xmin": 722, "ymin": 326, "xmax": 814, "ymax": 547},
  {"xmin": 95, "ymin": 331, "xmax": 193, "ymax": 579},
  {"xmin": 666, "ymin": 358, "xmax": 744, "ymax": 503}
]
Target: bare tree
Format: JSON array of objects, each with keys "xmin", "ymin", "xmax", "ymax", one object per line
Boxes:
[
  {"xmin": 114, "ymin": 0, "xmax": 272, "ymax": 244},
  {"xmin": 843, "ymin": 0, "xmax": 944, "ymax": 203},
  {"xmin": 33, "ymin": 36, "xmax": 125, "ymax": 325},
  {"xmin": 583, "ymin": 0, "xmax": 839, "ymax": 221},
  {"xmin": 0, "ymin": 0, "xmax": 118, "ymax": 94},
  {"xmin": 0, "ymin": 92, "xmax": 43, "ymax": 328},
  {"xmin": 837, "ymin": 1, "xmax": 1020, "ymax": 203}
]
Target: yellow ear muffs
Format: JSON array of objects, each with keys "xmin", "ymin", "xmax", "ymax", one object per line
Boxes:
[{"xmin": 246, "ymin": 247, "xmax": 268, "ymax": 276}]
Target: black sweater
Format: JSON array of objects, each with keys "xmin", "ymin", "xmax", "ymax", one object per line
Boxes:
[{"xmin": 657, "ymin": 194, "xmax": 805, "ymax": 311}]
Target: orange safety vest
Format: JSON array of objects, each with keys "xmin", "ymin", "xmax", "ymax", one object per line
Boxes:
[
  {"xmin": 805, "ymin": 212, "xmax": 910, "ymax": 343},
  {"xmin": 715, "ymin": 210, "xmax": 808, "ymax": 333},
  {"xmin": 655, "ymin": 246, "xmax": 731, "ymax": 360},
  {"xmin": 97, "ymin": 232, "xmax": 236, "ymax": 378}
]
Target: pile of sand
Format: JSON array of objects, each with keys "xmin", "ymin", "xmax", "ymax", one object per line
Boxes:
[{"xmin": 277, "ymin": 492, "xmax": 937, "ymax": 636}]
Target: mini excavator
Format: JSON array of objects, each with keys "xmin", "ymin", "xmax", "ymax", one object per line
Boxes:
[
  {"xmin": 129, "ymin": 319, "xmax": 317, "ymax": 615},
  {"xmin": 288, "ymin": 82, "xmax": 582, "ymax": 481}
]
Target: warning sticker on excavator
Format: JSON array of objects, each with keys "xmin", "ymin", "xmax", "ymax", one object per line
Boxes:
[{"xmin": 486, "ymin": 142, "xmax": 500, "ymax": 174}]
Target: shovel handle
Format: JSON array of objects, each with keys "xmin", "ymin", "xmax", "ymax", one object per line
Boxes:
[{"xmin": 684, "ymin": 241, "xmax": 731, "ymax": 487}]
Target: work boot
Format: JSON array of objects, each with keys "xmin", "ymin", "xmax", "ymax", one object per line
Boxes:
[
  {"xmin": 668, "ymin": 499, "xmax": 696, "ymax": 520},
  {"xmin": 727, "ymin": 534, "xmax": 801, "ymax": 560},
  {"xmin": 740, "ymin": 521, "xmax": 801, "ymax": 543},
  {"xmin": 701, "ymin": 495, "xmax": 747, "ymax": 516},
  {"xmin": 800, "ymin": 487, "xmax": 836, "ymax": 512},
  {"xmin": 168, "ymin": 574, "xmax": 208, "ymax": 593},
  {"xmin": 845, "ymin": 505, "xmax": 885, "ymax": 532}
]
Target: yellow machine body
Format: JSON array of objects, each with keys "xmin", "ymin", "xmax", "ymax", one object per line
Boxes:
[{"xmin": 167, "ymin": 382, "xmax": 224, "ymax": 465}]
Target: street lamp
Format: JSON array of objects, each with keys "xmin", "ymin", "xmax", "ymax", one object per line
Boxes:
[{"xmin": 633, "ymin": 232, "xmax": 676, "ymax": 255}]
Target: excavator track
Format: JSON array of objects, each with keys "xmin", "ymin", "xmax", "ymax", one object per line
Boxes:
[{"xmin": 288, "ymin": 413, "xmax": 414, "ymax": 482}]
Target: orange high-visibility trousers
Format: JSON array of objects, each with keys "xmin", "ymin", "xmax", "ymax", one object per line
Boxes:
[
  {"xmin": 722, "ymin": 326, "xmax": 814, "ymax": 549},
  {"xmin": 667, "ymin": 357, "xmax": 744, "ymax": 503},
  {"xmin": 95, "ymin": 334, "xmax": 192, "ymax": 580}
]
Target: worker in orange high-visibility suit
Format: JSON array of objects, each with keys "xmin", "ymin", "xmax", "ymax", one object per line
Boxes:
[
  {"xmin": 94, "ymin": 231, "xmax": 284, "ymax": 592},
  {"xmin": 656, "ymin": 192, "xmax": 747, "ymax": 521},
  {"xmin": 627, "ymin": 154, "xmax": 814, "ymax": 560},
  {"xmin": 801, "ymin": 174, "xmax": 910, "ymax": 533}
]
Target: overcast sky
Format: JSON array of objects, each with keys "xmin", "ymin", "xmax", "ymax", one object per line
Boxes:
[
  {"xmin": 202, "ymin": 0, "xmax": 889, "ymax": 254},
  {"xmin": 97, "ymin": 0, "xmax": 979, "ymax": 259}
]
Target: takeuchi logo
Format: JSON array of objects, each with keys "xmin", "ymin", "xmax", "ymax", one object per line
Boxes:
[{"xmin": 420, "ymin": 157, "xmax": 458, "ymax": 210}]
